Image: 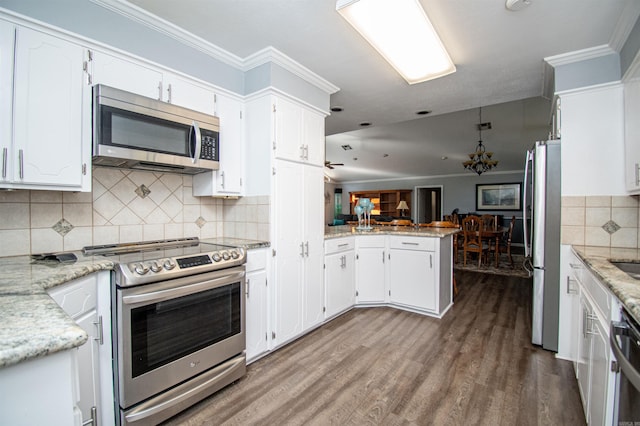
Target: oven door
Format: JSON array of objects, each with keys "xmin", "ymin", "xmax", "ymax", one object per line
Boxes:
[
  {"xmin": 611, "ymin": 310, "xmax": 640, "ymax": 424},
  {"xmin": 115, "ymin": 266, "xmax": 245, "ymax": 409}
]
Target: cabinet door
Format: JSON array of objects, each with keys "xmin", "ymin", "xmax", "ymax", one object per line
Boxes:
[
  {"xmin": 246, "ymin": 269, "xmax": 268, "ymax": 362},
  {"xmin": 576, "ymin": 293, "xmax": 592, "ymax": 416},
  {"xmin": 274, "ymin": 96, "xmax": 304, "ymax": 162},
  {"xmin": 589, "ymin": 318, "xmax": 610, "ymax": 426},
  {"xmin": 75, "ymin": 309, "xmax": 100, "ymax": 425},
  {"xmin": 356, "ymin": 246, "xmax": 386, "ymax": 303},
  {"xmin": 388, "ymin": 248, "xmax": 436, "ymax": 311},
  {"xmin": 302, "ymin": 108, "xmax": 325, "ymax": 167},
  {"xmin": 0, "ymin": 21, "xmax": 13, "ymax": 183},
  {"xmin": 12, "ymin": 28, "xmax": 87, "ymax": 188},
  {"xmin": 325, "ymin": 251, "xmax": 355, "ymax": 318},
  {"xmin": 92, "ymin": 50, "xmax": 162, "ymax": 99},
  {"xmin": 164, "ymin": 72, "xmax": 215, "ymax": 114},
  {"xmin": 272, "ymin": 160, "xmax": 304, "ymax": 346},
  {"xmin": 303, "ymin": 165, "xmax": 325, "ymax": 328},
  {"xmin": 624, "ymin": 79, "xmax": 640, "ymax": 193},
  {"xmin": 215, "ymin": 93, "xmax": 243, "ymax": 194}
]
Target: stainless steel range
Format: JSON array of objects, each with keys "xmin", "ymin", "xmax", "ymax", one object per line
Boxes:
[{"xmin": 83, "ymin": 237, "xmax": 247, "ymax": 425}]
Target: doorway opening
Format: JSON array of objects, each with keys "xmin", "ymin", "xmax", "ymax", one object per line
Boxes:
[{"xmin": 415, "ymin": 186, "xmax": 443, "ymax": 224}]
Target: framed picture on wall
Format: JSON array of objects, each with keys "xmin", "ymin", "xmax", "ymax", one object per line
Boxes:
[{"xmin": 476, "ymin": 183, "xmax": 522, "ymax": 211}]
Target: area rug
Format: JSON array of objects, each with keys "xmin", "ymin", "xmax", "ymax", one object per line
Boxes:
[{"xmin": 454, "ymin": 254, "xmax": 531, "ymax": 278}]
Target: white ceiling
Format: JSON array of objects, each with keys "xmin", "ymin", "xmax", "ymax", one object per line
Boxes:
[{"xmin": 127, "ymin": 0, "xmax": 638, "ymax": 182}]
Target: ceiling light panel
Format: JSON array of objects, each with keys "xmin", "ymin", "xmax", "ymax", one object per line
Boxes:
[{"xmin": 336, "ymin": 0, "xmax": 456, "ymax": 84}]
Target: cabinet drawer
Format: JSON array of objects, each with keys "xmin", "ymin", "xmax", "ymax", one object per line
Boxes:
[
  {"xmin": 246, "ymin": 248, "xmax": 268, "ymax": 272},
  {"xmin": 582, "ymin": 268, "xmax": 611, "ymax": 321},
  {"xmin": 48, "ymin": 275, "xmax": 97, "ymax": 319},
  {"xmin": 325, "ymin": 237, "xmax": 355, "ymax": 254},
  {"xmin": 388, "ymin": 236, "xmax": 435, "ymax": 251},
  {"xmin": 356, "ymin": 235, "xmax": 386, "ymax": 248}
]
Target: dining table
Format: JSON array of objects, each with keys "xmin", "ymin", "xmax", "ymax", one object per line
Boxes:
[{"xmin": 480, "ymin": 226, "xmax": 509, "ymax": 267}]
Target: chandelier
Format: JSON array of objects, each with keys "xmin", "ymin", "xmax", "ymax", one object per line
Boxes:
[{"xmin": 462, "ymin": 106, "xmax": 498, "ymax": 175}]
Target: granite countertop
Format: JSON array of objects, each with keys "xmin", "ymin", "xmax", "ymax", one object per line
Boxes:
[
  {"xmin": 0, "ymin": 253, "xmax": 114, "ymax": 369},
  {"xmin": 572, "ymin": 246, "xmax": 640, "ymax": 324},
  {"xmin": 0, "ymin": 238, "xmax": 270, "ymax": 369},
  {"xmin": 325, "ymin": 224, "xmax": 460, "ymax": 239}
]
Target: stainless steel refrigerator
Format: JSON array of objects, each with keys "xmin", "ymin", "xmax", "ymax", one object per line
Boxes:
[{"xmin": 523, "ymin": 140, "xmax": 561, "ymax": 352}]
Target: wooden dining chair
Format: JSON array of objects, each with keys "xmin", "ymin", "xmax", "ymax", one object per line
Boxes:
[
  {"xmin": 461, "ymin": 215, "xmax": 488, "ymax": 267},
  {"xmin": 494, "ymin": 216, "xmax": 516, "ymax": 268}
]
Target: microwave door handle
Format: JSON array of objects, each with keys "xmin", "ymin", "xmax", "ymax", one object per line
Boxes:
[{"xmin": 190, "ymin": 121, "xmax": 202, "ymax": 164}]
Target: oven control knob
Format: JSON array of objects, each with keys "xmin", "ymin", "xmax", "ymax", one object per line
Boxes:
[
  {"xmin": 231, "ymin": 250, "xmax": 239, "ymax": 259},
  {"xmin": 222, "ymin": 251, "xmax": 231, "ymax": 261},
  {"xmin": 150, "ymin": 261, "xmax": 162, "ymax": 273},
  {"xmin": 212, "ymin": 253, "xmax": 222, "ymax": 262},
  {"xmin": 163, "ymin": 259, "xmax": 177, "ymax": 270},
  {"xmin": 133, "ymin": 263, "xmax": 149, "ymax": 275}
]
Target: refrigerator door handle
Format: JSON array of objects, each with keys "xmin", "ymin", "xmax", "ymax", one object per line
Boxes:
[{"xmin": 523, "ymin": 150, "xmax": 532, "ymax": 259}]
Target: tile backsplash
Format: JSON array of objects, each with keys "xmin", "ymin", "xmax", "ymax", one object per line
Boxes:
[
  {"xmin": 561, "ymin": 195, "xmax": 640, "ymax": 248},
  {"xmin": 0, "ymin": 167, "xmax": 270, "ymax": 257}
]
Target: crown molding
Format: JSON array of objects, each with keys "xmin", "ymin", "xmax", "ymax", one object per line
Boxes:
[
  {"xmin": 337, "ymin": 169, "xmax": 525, "ymax": 185},
  {"xmin": 609, "ymin": 0, "xmax": 640, "ymax": 52},
  {"xmin": 544, "ymin": 45, "xmax": 616, "ymax": 68},
  {"xmin": 90, "ymin": 0, "xmax": 339, "ymax": 95}
]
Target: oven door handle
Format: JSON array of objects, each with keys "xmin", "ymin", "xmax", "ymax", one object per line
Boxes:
[
  {"xmin": 122, "ymin": 270, "xmax": 245, "ymax": 305},
  {"xmin": 611, "ymin": 320, "xmax": 640, "ymax": 393}
]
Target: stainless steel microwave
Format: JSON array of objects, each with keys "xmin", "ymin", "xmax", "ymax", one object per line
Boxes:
[{"xmin": 93, "ymin": 85, "xmax": 219, "ymax": 175}]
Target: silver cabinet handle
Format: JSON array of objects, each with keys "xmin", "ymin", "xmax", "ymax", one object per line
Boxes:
[
  {"xmin": 93, "ymin": 316, "xmax": 103, "ymax": 345},
  {"xmin": 220, "ymin": 171, "xmax": 225, "ymax": 188},
  {"xmin": 566, "ymin": 276, "xmax": 578, "ymax": 294},
  {"xmin": 304, "ymin": 145, "xmax": 309, "ymax": 160},
  {"xmin": 305, "ymin": 241, "xmax": 309, "ymax": 257},
  {"xmin": 338, "ymin": 243, "xmax": 349, "ymax": 248},
  {"xmin": 402, "ymin": 241, "xmax": 419, "ymax": 246},
  {"xmin": 18, "ymin": 149, "xmax": 24, "ymax": 179},
  {"xmin": 636, "ymin": 163, "xmax": 640, "ymax": 187},
  {"xmin": 382, "ymin": 250, "xmax": 385, "ymax": 263},
  {"xmin": 167, "ymin": 83, "xmax": 172, "ymax": 103},
  {"xmin": 299, "ymin": 145, "xmax": 305, "ymax": 159},
  {"xmin": 158, "ymin": 81, "xmax": 163, "ymax": 101},
  {"xmin": 1, "ymin": 147, "xmax": 6, "ymax": 179},
  {"xmin": 300, "ymin": 242, "xmax": 305, "ymax": 257},
  {"xmin": 430, "ymin": 253, "xmax": 433, "ymax": 268},
  {"xmin": 246, "ymin": 279, "xmax": 250, "ymax": 298},
  {"xmin": 586, "ymin": 313, "xmax": 598, "ymax": 336}
]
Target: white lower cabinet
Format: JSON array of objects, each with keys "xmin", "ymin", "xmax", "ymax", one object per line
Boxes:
[
  {"xmin": 325, "ymin": 237, "xmax": 355, "ymax": 319},
  {"xmin": 245, "ymin": 248, "xmax": 269, "ymax": 363},
  {"xmin": 355, "ymin": 236, "xmax": 386, "ymax": 304},
  {"xmin": 387, "ymin": 236, "xmax": 440, "ymax": 313},
  {"xmin": 570, "ymin": 248, "xmax": 618, "ymax": 426},
  {"xmin": 47, "ymin": 271, "xmax": 114, "ymax": 426}
]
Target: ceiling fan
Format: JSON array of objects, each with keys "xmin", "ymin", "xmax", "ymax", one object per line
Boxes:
[{"xmin": 324, "ymin": 160, "xmax": 344, "ymax": 169}]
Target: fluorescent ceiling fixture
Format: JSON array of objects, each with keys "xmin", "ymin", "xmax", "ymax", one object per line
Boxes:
[{"xmin": 336, "ymin": 0, "xmax": 456, "ymax": 84}]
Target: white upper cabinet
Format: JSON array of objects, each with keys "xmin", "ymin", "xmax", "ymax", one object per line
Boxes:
[
  {"xmin": 193, "ymin": 92, "xmax": 244, "ymax": 196},
  {"xmin": 91, "ymin": 50, "xmax": 163, "ymax": 100},
  {"xmin": 92, "ymin": 52, "xmax": 218, "ymax": 116},
  {"xmin": 624, "ymin": 78, "xmax": 640, "ymax": 194},
  {"xmin": 273, "ymin": 96, "xmax": 325, "ymax": 167},
  {"xmin": 0, "ymin": 20, "xmax": 14, "ymax": 182},
  {"xmin": 163, "ymin": 71, "xmax": 216, "ymax": 115},
  {"xmin": 2, "ymin": 25, "xmax": 90, "ymax": 191}
]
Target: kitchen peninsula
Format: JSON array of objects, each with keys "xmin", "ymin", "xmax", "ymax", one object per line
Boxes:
[{"xmin": 325, "ymin": 224, "xmax": 459, "ymax": 319}]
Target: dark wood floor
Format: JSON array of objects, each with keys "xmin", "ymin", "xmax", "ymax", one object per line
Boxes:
[{"xmin": 163, "ymin": 270, "xmax": 585, "ymax": 425}]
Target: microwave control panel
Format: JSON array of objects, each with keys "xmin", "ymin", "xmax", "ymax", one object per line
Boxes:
[{"xmin": 200, "ymin": 130, "xmax": 219, "ymax": 161}]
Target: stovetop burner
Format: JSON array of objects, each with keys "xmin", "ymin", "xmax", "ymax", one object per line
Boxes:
[{"xmin": 83, "ymin": 237, "xmax": 246, "ymax": 287}]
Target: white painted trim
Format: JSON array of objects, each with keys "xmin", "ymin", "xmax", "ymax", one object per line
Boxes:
[
  {"xmin": 89, "ymin": 0, "xmax": 339, "ymax": 95},
  {"xmin": 244, "ymin": 86, "xmax": 331, "ymax": 116},
  {"xmin": 555, "ymin": 80, "xmax": 623, "ymax": 98},
  {"xmin": 623, "ymin": 49, "xmax": 640, "ymax": 82},
  {"xmin": 544, "ymin": 45, "xmax": 616, "ymax": 68},
  {"xmin": 609, "ymin": 0, "xmax": 640, "ymax": 52},
  {"xmin": 243, "ymin": 47, "xmax": 339, "ymax": 95},
  {"xmin": 89, "ymin": 0, "xmax": 244, "ymax": 68}
]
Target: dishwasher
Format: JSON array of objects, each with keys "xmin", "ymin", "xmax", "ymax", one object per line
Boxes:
[{"xmin": 611, "ymin": 308, "xmax": 640, "ymax": 423}]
